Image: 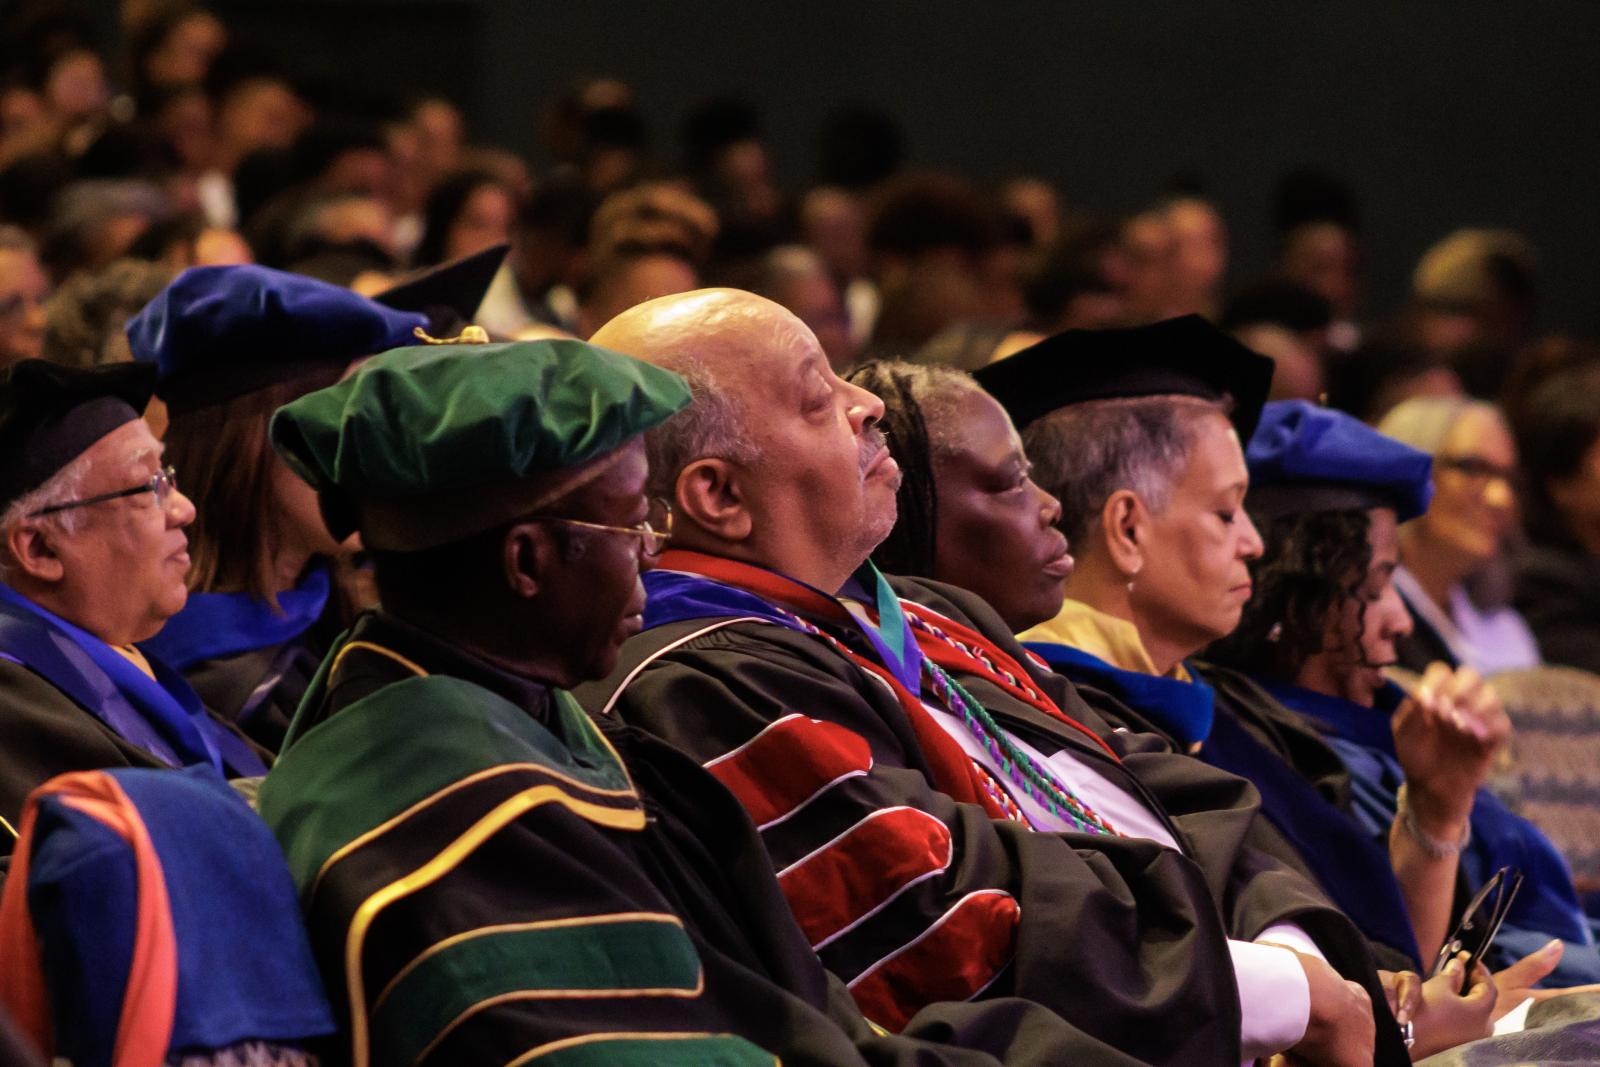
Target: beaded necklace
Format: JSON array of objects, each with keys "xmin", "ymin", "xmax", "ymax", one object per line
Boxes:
[
  {"xmin": 783, "ymin": 596, "xmax": 1117, "ymax": 836},
  {"xmin": 909, "ymin": 611, "xmax": 1044, "ymax": 701},
  {"xmin": 922, "ymin": 656, "xmax": 1118, "ymax": 835}
]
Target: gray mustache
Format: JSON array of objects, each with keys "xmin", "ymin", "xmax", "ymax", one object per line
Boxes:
[{"xmin": 859, "ymin": 428, "xmax": 889, "ymax": 476}]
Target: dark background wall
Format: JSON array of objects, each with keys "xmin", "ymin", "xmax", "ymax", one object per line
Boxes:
[{"xmin": 166, "ymin": 1, "xmax": 1600, "ymax": 331}]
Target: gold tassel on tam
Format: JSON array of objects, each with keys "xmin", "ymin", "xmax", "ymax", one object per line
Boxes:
[{"xmin": 412, "ymin": 324, "xmax": 489, "ymax": 345}]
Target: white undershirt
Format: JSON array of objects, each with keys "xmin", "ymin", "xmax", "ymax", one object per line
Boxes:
[{"xmin": 924, "ymin": 702, "xmax": 1316, "ymax": 1061}]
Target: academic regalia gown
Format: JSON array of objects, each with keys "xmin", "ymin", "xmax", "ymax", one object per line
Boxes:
[
  {"xmin": 261, "ymin": 611, "xmax": 1134, "ymax": 1067},
  {"xmin": 0, "ymin": 585, "xmax": 267, "ymax": 849},
  {"xmin": 1028, "ymin": 644, "xmax": 1424, "ymax": 971},
  {"xmin": 580, "ymin": 554, "xmax": 1408, "ymax": 1067},
  {"xmin": 1516, "ymin": 543, "xmax": 1600, "ymax": 676},
  {"xmin": 140, "ymin": 565, "xmax": 337, "ymax": 753},
  {"xmin": 1253, "ymin": 676, "xmax": 1600, "ymax": 987}
]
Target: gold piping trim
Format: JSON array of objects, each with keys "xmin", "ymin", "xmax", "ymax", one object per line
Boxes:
[
  {"xmin": 373, "ymin": 912, "xmax": 686, "ymax": 1011},
  {"xmin": 345, "ymin": 786, "xmax": 647, "ymax": 1067},
  {"xmin": 503, "ymin": 1031, "xmax": 777, "ymax": 1067},
  {"xmin": 310, "ymin": 762, "xmax": 639, "ymax": 900},
  {"xmin": 331, "ymin": 640, "xmax": 431, "ymax": 681},
  {"xmin": 413, "ymin": 979, "xmax": 707, "ymax": 1066}
]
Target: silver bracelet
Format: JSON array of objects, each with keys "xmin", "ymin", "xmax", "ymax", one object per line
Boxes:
[{"xmin": 1396, "ymin": 782, "xmax": 1471, "ymax": 859}]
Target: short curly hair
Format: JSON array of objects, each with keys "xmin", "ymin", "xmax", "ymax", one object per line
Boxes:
[
  {"xmin": 1204, "ymin": 507, "xmax": 1373, "ymax": 681},
  {"xmin": 42, "ymin": 258, "xmax": 174, "ymax": 368}
]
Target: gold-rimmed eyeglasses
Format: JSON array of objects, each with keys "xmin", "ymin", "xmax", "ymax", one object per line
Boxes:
[
  {"xmin": 538, "ymin": 497, "xmax": 672, "ymax": 558},
  {"xmin": 27, "ymin": 465, "xmax": 180, "ymax": 518}
]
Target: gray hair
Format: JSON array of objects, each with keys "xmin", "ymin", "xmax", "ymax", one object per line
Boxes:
[
  {"xmin": 757, "ymin": 245, "xmax": 830, "ymax": 287},
  {"xmin": 628, "ymin": 296, "xmax": 822, "ymax": 500},
  {"xmin": 0, "ymin": 450, "xmax": 97, "ymax": 576},
  {"xmin": 50, "ymin": 180, "xmax": 170, "ymax": 237},
  {"xmin": 643, "ymin": 357, "xmax": 761, "ymax": 500},
  {"xmin": 1024, "ymin": 395, "xmax": 1228, "ymax": 548},
  {"xmin": 1377, "ymin": 395, "xmax": 1504, "ymax": 458}
]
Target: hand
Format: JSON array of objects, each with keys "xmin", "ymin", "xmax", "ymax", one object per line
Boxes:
[
  {"xmin": 1393, "ymin": 663, "xmax": 1510, "ymax": 833},
  {"xmin": 1379, "ymin": 969, "xmax": 1423, "ymax": 1028},
  {"xmin": 1491, "ymin": 938, "xmax": 1569, "ymax": 1022},
  {"xmin": 1286, "ymin": 951, "xmax": 1374, "ymax": 1067},
  {"xmin": 1407, "ymin": 953, "xmax": 1497, "ymax": 1058}
]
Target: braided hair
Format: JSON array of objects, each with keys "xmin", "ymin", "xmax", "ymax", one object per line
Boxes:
[{"xmin": 845, "ymin": 360, "xmax": 982, "ymax": 579}]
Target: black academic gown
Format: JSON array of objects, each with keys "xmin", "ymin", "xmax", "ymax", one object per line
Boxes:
[
  {"xmin": 265, "ymin": 612, "xmax": 1147, "ymax": 1067},
  {"xmin": 0, "ymin": 592, "xmax": 267, "ymax": 852},
  {"xmin": 178, "ymin": 612, "xmax": 340, "ymax": 754},
  {"xmin": 582, "ymin": 573, "xmax": 1407, "ymax": 1067},
  {"xmin": 0, "ymin": 660, "xmax": 167, "ymax": 832},
  {"xmin": 1192, "ymin": 662, "xmax": 1429, "ymax": 972},
  {"xmin": 1515, "ymin": 543, "xmax": 1600, "ymax": 676}
]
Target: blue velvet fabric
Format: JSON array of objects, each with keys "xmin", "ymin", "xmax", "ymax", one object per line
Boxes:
[
  {"xmin": 0, "ymin": 584, "xmax": 265, "ymax": 776},
  {"xmin": 127, "ymin": 264, "xmax": 425, "ymax": 388},
  {"xmin": 1026, "ymin": 641, "xmax": 1215, "ymax": 747},
  {"xmin": 1246, "ymin": 399, "xmax": 1435, "ymax": 521},
  {"xmin": 141, "ymin": 565, "xmax": 329, "ymax": 670},
  {"xmin": 23, "ymin": 767, "xmax": 334, "ymax": 1062},
  {"xmin": 1262, "ymin": 678, "xmax": 1600, "ymax": 985}
]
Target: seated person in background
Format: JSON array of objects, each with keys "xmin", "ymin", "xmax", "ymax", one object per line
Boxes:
[
  {"xmin": 0, "ymin": 360, "xmax": 265, "ymax": 849},
  {"xmin": 573, "ymin": 247, "xmax": 699, "ymax": 339},
  {"xmin": 849, "ymin": 352, "xmax": 1501, "ymax": 1057},
  {"xmin": 126, "ymin": 264, "xmax": 428, "ymax": 751},
  {"xmin": 1218, "ymin": 280, "xmax": 1334, "ymax": 404},
  {"xmin": 0, "ymin": 227, "xmax": 49, "ymax": 371},
  {"xmin": 1377, "ymin": 397, "xmax": 1539, "ymax": 676},
  {"xmin": 40, "ymin": 257, "xmax": 173, "ymax": 370},
  {"xmin": 1511, "ymin": 364, "xmax": 1600, "ymax": 676},
  {"xmin": 583, "ymin": 289, "xmax": 1397, "ymax": 1067},
  {"xmin": 1207, "ymin": 400, "xmax": 1600, "ymax": 988},
  {"xmin": 258, "ymin": 336, "xmax": 1099, "ymax": 1067}
]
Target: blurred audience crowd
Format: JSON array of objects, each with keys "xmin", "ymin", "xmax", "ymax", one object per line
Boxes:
[{"xmin": 8, "ymin": 0, "xmax": 1598, "ymax": 681}]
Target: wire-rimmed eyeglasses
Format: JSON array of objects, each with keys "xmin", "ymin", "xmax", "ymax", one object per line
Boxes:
[
  {"xmin": 1431, "ymin": 865, "xmax": 1523, "ymax": 993},
  {"xmin": 538, "ymin": 497, "xmax": 672, "ymax": 558},
  {"xmin": 27, "ymin": 465, "xmax": 180, "ymax": 518}
]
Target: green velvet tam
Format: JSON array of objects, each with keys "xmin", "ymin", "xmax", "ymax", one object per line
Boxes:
[{"xmin": 269, "ymin": 339, "xmax": 689, "ymax": 546}]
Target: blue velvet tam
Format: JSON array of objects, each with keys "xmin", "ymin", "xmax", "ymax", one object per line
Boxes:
[
  {"xmin": 126, "ymin": 265, "xmax": 428, "ymax": 414},
  {"xmin": 1245, "ymin": 399, "xmax": 1434, "ymax": 522}
]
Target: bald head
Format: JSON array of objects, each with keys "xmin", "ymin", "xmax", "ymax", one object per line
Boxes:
[
  {"xmin": 591, "ymin": 289, "xmax": 796, "ymax": 502},
  {"xmin": 590, "ymin": 287, "xmax": 815, "ymax": 372},
  {"xmin": 592, "ymin": 287, "xmax": 898, "ymax": 591}
]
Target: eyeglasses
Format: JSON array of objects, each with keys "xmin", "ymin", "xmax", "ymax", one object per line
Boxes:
[
  {"xmin": 1430, "ymin": 865, "xmax": 1523, "ymax": 993},
  {"xmin": 27, "ymin": 465, "xmax": 181, "ymax": 518},
  {"xmin": 538, "ymin": 497, "xmax": 672, "ymax": 558},
  {"xmin": 1436, "ymin": 455, "xmax": 1519, "ymax": 486}
]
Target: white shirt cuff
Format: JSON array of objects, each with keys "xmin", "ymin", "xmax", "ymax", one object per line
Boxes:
[
  {"xmin": 1230, "ymin": 932, "xmax": 1314, "ymax": 1061},
  {"xmin": 1253, "ymin": 922, "xmax": 1326, "ymax": 961}
]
